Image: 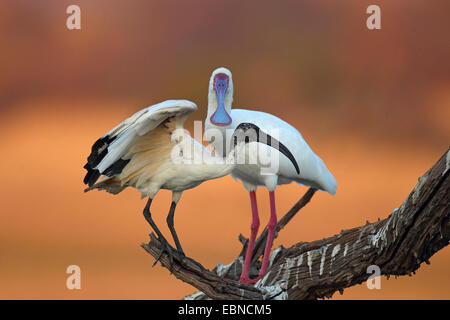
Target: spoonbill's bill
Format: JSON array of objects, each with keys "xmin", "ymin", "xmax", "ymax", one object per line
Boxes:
[
  {"xmin": 83, "ymin": 99, "xmax": 299, "ymax": 263},
  {"xmin": 204, "ymin": 68, "xmax": 338, "ymax": 284}
]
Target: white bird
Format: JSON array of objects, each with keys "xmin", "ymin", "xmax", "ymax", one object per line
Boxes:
[
  {"xmin": 83, "ymin": 99, "xmax": 298, "ymax": 264},
  {"xmin": 204, "ymin": 67, "xmax": 338, "ymax": 284}
]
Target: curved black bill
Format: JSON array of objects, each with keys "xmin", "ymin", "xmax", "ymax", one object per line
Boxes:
[{"xmin": 231, "ymin": 122, "xmax": 300, "ymax": 175}]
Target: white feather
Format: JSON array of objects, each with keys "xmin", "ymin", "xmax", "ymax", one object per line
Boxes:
[
  {"xmin": 205, "ymin": 68, "xmax": 337, "ymax": 194},
  {"xmin": 95, "ymin": 100, "xmax": 197, "ymax": 173}
]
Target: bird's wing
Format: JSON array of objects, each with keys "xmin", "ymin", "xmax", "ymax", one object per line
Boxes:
[{"xmin": 83, "ymin": 99, "xmax": 197, "ymax": 187}]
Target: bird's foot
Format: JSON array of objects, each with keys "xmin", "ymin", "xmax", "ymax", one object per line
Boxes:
[
  {"xmin": 153, "ymin": 238, "xmax": 176, "ymax": 273},
  {"xmin": 176, "ymin": 249, "xmax": 186, "ymax": 260}
]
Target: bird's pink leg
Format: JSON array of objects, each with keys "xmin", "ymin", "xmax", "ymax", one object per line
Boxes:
[
  {"xmin": 239, "ymin": 191, "xmax": 260, "ymax": 284},
  {"xmin": 257, "ymin": 190, "xmax": 277, "ymax": 279}
]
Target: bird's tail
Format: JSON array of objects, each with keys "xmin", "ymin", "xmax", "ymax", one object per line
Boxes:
[
  {"xmin": 83, "ymin": 176, "xmax": 127, "ymax": 195},
  {"xmin": 315, "ymin": 157, "xmax": 337, "ymax": 195}
]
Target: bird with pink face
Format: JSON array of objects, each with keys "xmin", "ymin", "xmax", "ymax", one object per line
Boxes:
[{"xmin": 205, "ymin": 67, "xmax": 337, "ymax": 284}]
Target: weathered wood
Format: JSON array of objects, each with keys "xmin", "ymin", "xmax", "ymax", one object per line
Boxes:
[
  {"xmin": 141, "ymin": 235, "xmax": 264, "ymax": 300},
  {"xmin": 142, "ymin": 148, "xmax": 449, "ymax": 300}
]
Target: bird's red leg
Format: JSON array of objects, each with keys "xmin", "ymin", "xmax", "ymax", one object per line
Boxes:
[
  {"xmin": 239, "ymin": 191, "xmax": 260, "ymax": 284},
  {"xmin": 256, "ymin": 190, "xmax": 277, "ymax": 279}
]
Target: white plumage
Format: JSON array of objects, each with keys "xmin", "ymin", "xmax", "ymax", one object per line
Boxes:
[
  {"xmin": 205, "ymin": 69, "xmax": 337, "ymax": 194},
  {"xmin": 83, "ymin": 99, "xmax": 289, "ymax": 261},
  {"xmin": 204, "ymin": 67, "xmax": 337, "ymax": 284},
  {"xmin": 220, "ymin": 109, "xmax": 337, "ymax": 194},
  {"xmin": 95, "ymin": 100, "xmax": 197, "ymax": 174},
  {"xmin": 83, "ymin": 99, "xmax": 235, "ymax": 258}
]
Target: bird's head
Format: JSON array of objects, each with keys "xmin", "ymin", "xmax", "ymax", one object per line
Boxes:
[
  {"xmin": 230, "ymin": 123, "xmax": 301, "ymax": 175},
  {"xmin": 208, "ymin": 67, "xmax": 233, "ymax": 127}
]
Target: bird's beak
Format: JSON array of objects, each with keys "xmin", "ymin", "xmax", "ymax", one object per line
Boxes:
[{"xmin": 210, "ymin": 80, "xmax": 232, "ymax": 126}]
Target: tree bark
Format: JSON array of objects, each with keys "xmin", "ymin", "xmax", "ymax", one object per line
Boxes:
[{"xmin": 141, "ymin": 148, "xmax": 450, "ymax": 300}]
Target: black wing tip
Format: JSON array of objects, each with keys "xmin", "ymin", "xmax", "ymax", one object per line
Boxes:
[
  {"xmin": 83, "ymin": 164, "xmax": 101, "ymax": 187},
  {"xmin": 83, "ymin": 156, "xmax": 130, "ymax": 188},
  {"xmin": 83, "ymin": 135, "xmax": 117, "ymax": 187},
  {"xmin": 83, "ymin": 133, "xmax": 132, "ymax": 188},
  {"xmin": 103, "ymin": 158, "xmax": 130, "ymax": 177},
  {"xmin": 87, "ymin": 135, "xmax": 116, "ymax": 168}
]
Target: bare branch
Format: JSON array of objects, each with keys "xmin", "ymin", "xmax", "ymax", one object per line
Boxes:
[
  {"xmin": 141, "ymin": 148, "xmax": 449, "ymax": 300},
  {"xmin": 141, "ymin": 234, "xmax": 264, "ymax": 300}
]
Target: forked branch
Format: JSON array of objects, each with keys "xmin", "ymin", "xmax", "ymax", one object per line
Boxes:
[{"xmin": 142, "ymin": 148, "xmax": 450, "ymax": 300}]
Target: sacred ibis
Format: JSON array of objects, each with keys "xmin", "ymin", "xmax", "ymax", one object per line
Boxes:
[{"xmin": 83, "ymin": 99, "xmax": 299, "ymax": 264}]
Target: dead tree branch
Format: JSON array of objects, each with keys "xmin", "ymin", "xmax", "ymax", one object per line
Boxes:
[{"xmin": 142, "ymin": 148, "xmax": 450, "ymax": 300}]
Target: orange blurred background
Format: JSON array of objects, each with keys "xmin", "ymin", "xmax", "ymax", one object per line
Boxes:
[{"xmin": 0, "ymin": 1, "xmax": 449, "ymax": 299}]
